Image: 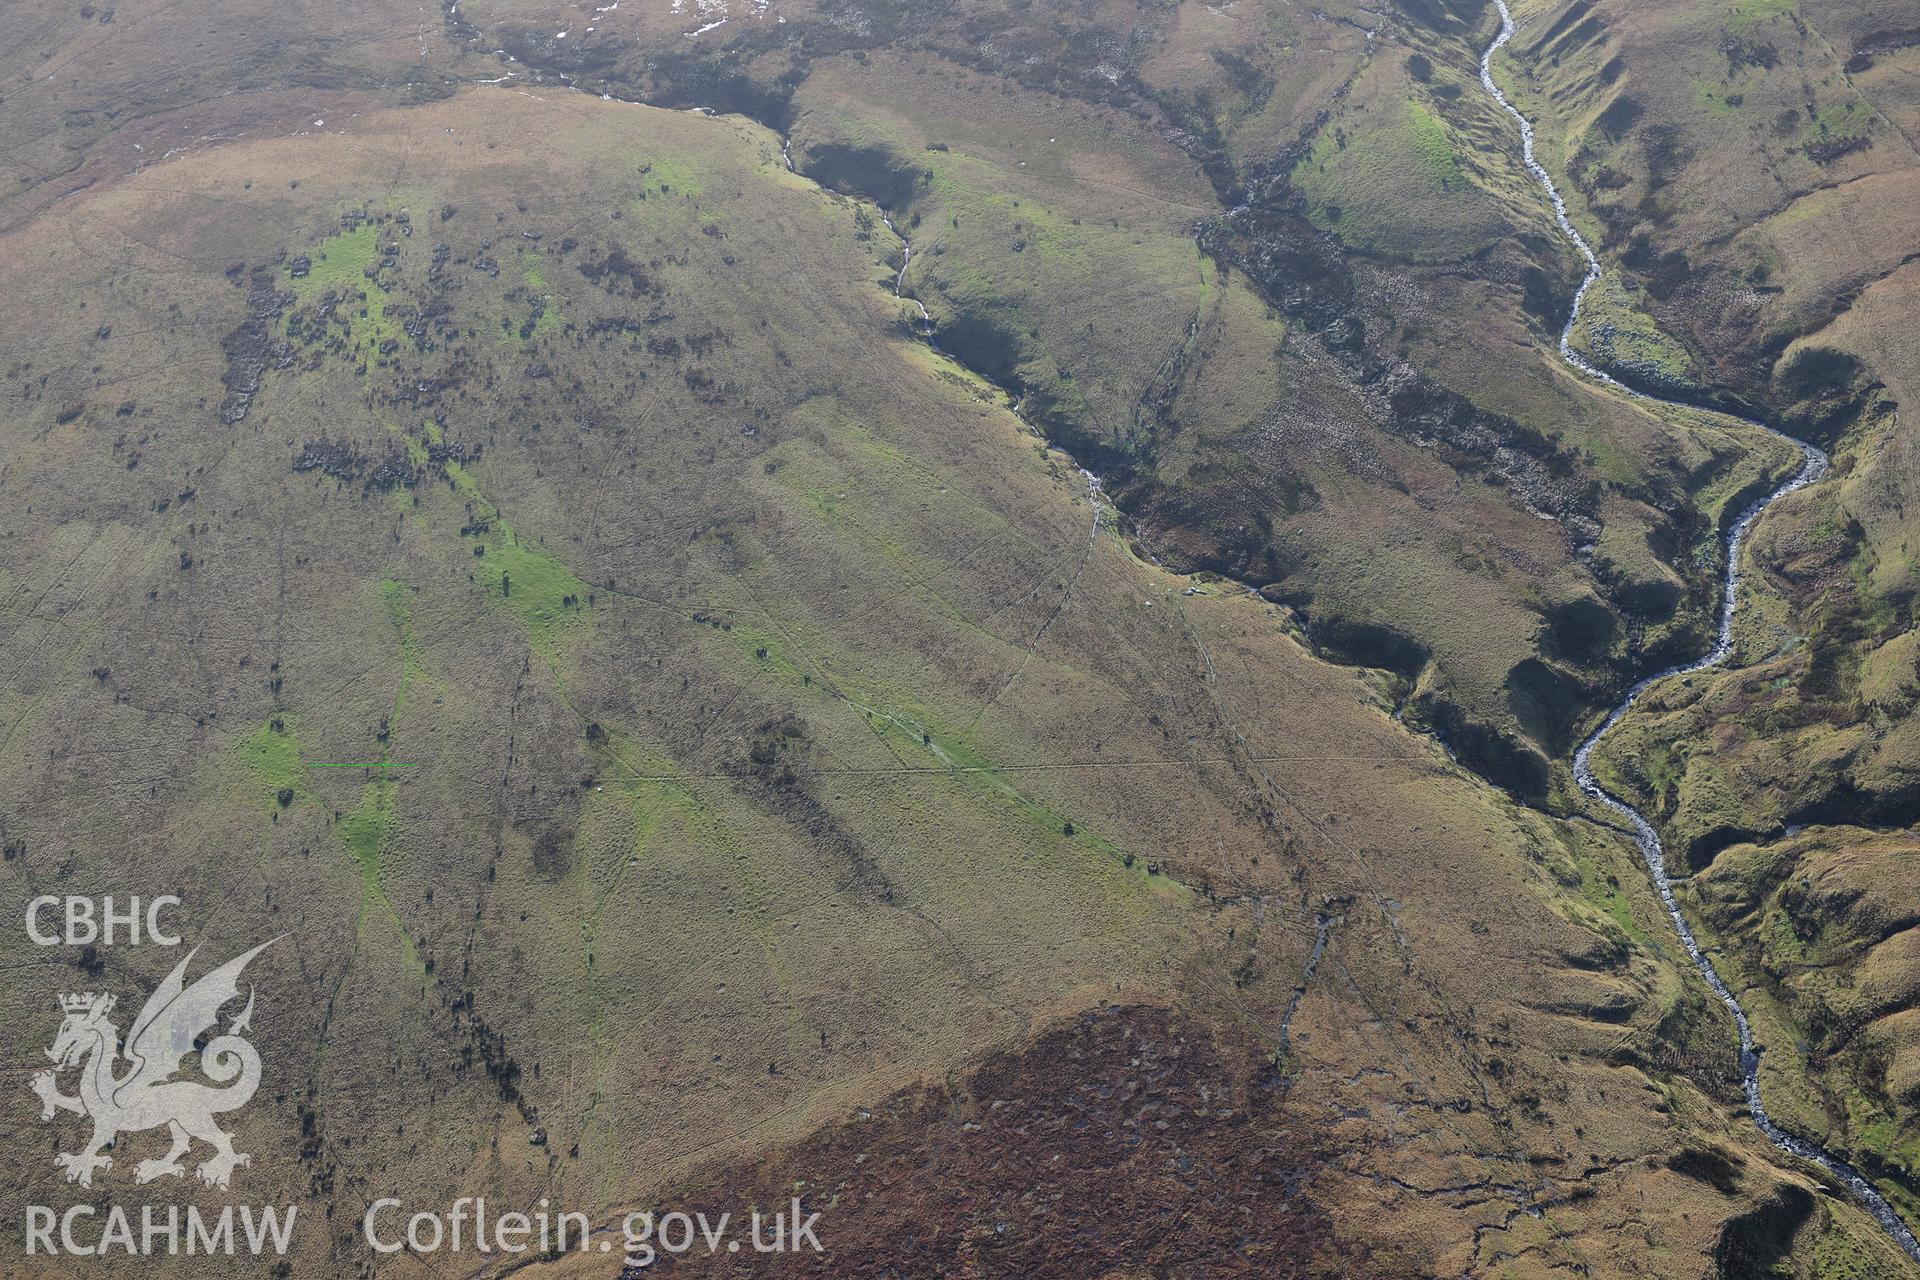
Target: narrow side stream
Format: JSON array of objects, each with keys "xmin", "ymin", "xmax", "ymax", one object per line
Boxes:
[
  {"xmin": 877, "ymin": 214, "xmax": 936, "ymax": 336},
  {"xmin": 1481, "ymin": 1, "xmax": 1920, "ymax": 1259}
]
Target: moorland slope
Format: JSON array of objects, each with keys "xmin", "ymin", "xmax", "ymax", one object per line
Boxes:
[{"xmin": 0, "ymin": 0, "xmax": 1914, "ymax": 1275}]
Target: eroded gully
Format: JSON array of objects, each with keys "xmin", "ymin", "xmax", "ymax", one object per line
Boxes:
[{"xmin": 1482, "ymin": 0, "xmax": 1919, "ymax": 1259}]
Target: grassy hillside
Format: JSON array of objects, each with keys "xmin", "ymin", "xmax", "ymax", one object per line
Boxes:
[
  {"xmin": 683, "ymin": 0, "xmax": 1810, "ymax": 801},
  {"xmin": 0, "ymin": 0, "xmax": 1913, "ymax": 1275},
  {"xmin": 1683, "ymin": 827, "xmax": 1920, "ymax": 1225}
]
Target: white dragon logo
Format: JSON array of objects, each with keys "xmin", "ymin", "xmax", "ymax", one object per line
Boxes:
[{"xmin": 30, "ymin": 939, "xmax": 277, "ymax": 1190}]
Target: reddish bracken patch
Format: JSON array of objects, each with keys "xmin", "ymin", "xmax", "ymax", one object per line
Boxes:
[{"xmin": 632, "ymin": 1005, "xmax": 1355, "ymax": 1278}]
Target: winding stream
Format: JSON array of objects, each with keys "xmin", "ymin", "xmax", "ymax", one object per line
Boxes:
[{"xmin": 1481, "ymin": 1, "xmax": 1920, "ymax": 1260}]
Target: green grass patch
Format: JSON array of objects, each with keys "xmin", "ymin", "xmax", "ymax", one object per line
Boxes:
[
  {"xmin": 842, "ymin": 687, "xmax": 1185, "ymax": 907},
  {"xmin": 290, "ymin": 222, "xmax": 378, "ymax": 295},
  {"xmin": 287, "ymin": 222, "xmax": 400, "ymax": 362},
  {"xmin": 1582, "ymin": 434, "xmax": 1641, "ymax": 487},
  {"xmin": 335, "ymin": 774, "xmax": 421, "ymax": 970},
  {"xmin": 338, "ymin": 780, "xmax": 395, "ymax": 889},
  {"xmin": 521, "ymin": 259, "xmax": 564, "ymax": 338},
  {"xmin": 1727, "ymin": 0, "xmax": 1796, "ymax": 29},
  {"xmin": 1568, "ymin": 272, "xmax": 1702, "ymax": 391},
  {"xmin": 1577, "ymin": 851, "xmax": 1648, "ymax": 947},
  {"xmin": 1808, "ymin": 99, "xmax": 1875, "ymax": 145},
  {"xmin": 1696, "ymin": 84, "xmax": 1742, "ymax": 116},
  {"xmin": 473, "ymin": 528, "xmax": 590, "ymax": 658},
  {"xmin": 239, "ymin": 716, "xmax": 306, "ymax": 809},
  {"xmin": 425, "ymin": 444, "xmax": 592, "ymax": 662},
  {"xmin": 1403, "ymin": 101, "xmax": 1463, "ymax": 186},
  {"xmin": 719, "ymin": 619, "xmax": 808, "ymax": 685},
  {"xmin": 635, "ymin": 155, "xmax": 704, "ymax": 199},
  {"xmin": 1290, "ymin": 94, "xmax": 1501, "ymax": 260},
  {"xmin": 381, "ymin": 575, "xmax": 425, "ymax": 719}
]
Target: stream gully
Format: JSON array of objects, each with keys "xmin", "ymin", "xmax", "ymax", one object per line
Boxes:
[{"xmin": 1481, "ymin": 0, "xmax": 1919, "ymax": 1259}]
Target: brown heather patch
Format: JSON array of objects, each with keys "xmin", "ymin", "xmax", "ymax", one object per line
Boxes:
[{"xmin": 625, "ymin": 1004, "xmax": 1361, "ymax": 1279}]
